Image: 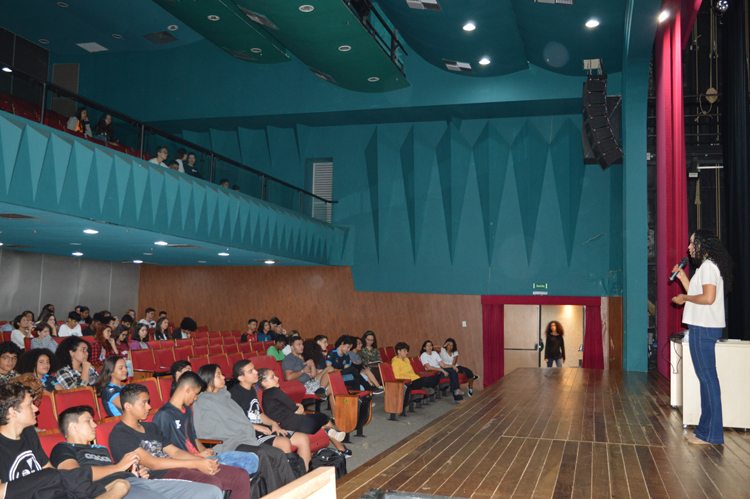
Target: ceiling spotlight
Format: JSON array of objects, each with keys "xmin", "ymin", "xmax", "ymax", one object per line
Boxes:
[
  {"xmin": 338, "ymin": 45, "xmax": 351, "ymax": 52},
  {"xmin": 463, "ymin": 22, "xmax": 476, "ymax": 32},
  {"xmin": 585, "ymin": 19, "xmax": 600, "ymax": 28},
  {"xmin": 198, "ymin": 260, "xmax": 207, "ymax": 263},
  {"xmin": 154, "ymin": 241, "xmax": 168, "ymax": 246},
  {"xmin": 299, "ymin": 5, "xmax": 314, "ymax": 12},
  {"xmin": 658, "ymin": 10, "xmax": 670, "ymax": 23},
  {"xmin": 168, "ymin": 25, "xmax": 179, "ymax": 31},
  {"xmin": 0, "ymin": 242, "xmax": 3, "ymax": 246},
  {"xmin": 83, "ymin": 229, "xmax": 98, "ymax": 234},
  {"xmin": 207, "ymin": 15, "xmax": 220, "ymax": 21},
  {"xmin": 133, "ymin": 260, "xmax": 143, "ymax": 264},
  {"xmin": 1, "ymin": 67, "xmax": 12, "ymax": 73},
  {"xmin": 57, "ymin": 2, "xmax": 69, "ymax": 7},
  {"xmin": 264, "ymin": 260, "xmax": 276, "ymax": 265},
  {"xmin": 112, "ymin": 34, "xmax": 123, "ymax": 39},
  {"xmin": 479, "ymin": 57, "xmax": 491, "ymax": 65},
  {"xmin": 72, "ymin": 252, "xmax": 83, "ymax": 257},
  {"xmin": 250, "ymin": 48, "xmax": 262, "ymax": 53},
  {"xmin": 714, "ymin": 0, "xmax": 729, "ymax": 15},
  {"xmin": 218, "ymin": 252, "xmax": 230, "ymax": 256},
  {"xmin": 38, "ymin": 39, "xmax": 50, "ymax": 44},
  {"xmin": 70, "ymin": 242, "xmax": 81, "ymax": 246},
  {"xmin": 143, "ymin": 253, "xmax": 153, "ymax": 255},
  {"xmin": 368, "ymin": 77, "xmax": 380, "ymax": 82}
]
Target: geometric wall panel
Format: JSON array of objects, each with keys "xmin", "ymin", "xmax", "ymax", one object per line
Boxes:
[{"xmin": 436, "ymin": 123, "xmax": 471, "ymax": 263}]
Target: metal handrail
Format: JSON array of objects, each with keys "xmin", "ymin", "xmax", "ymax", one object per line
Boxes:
[
  {"xmin": 344, "ymin": 0, "xmax": 407, "ymax": 75},
  {"xmin": 0, "ymin": 61, "xmax": 337, "ymax": 206}
]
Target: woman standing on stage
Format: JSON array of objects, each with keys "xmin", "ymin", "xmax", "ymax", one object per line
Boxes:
[
  {"xmin": 672, "ymin": 229, "xmax": 733, "ymax": 445},
  {"xmin": 543, "ymin": 321, "xmax": 565, "ymax": 368}
]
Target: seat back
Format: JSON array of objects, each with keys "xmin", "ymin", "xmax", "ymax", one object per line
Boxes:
[
  {"xmin": 224, "ymin": 343, "xmax": 240, "ymax": 355},
  {"xmin": 410, "ymin": 357, "xmax": 426, "ymax": 373},
  {"xmin": 158, "ymin": 340, "xmax": 174, "ymax": 349},
  {"xmin": 250, "ymin": 342, "xmax": 264, "ymax": 352},
  {"xmin": 228, "ymin": 353, "xmax": 244, "ymax": 369},
  {"xmin": 238, "ymin": 342, "xmax": 252, "ymax": 354},
  {"xmin": 134, "ymin": 378, "xmax": 163, "ymax": 410},
  {"xmin": 146, "ymin": 341, "xmax": 161, "ymax": 349},
  {"xmin": 24, "ymin": 338, "xmax": 32, "ymax": 351},
  {"xmin": 252, "ymin": 355, "xmax": 284, "ymax": 380},
  {"xmin": 379, "ymin": 362, "xmax": 396, "ymax": 382},
  {"xmin": 36, "ymin": 391, "xmax": 58, "ymax": 431},
  {"xmin": 95, "ymin": 417, "xmax": 122, "ymax": 447},
  {"xmin": 153, "ymin": 348, "xmax": 175, "ymax": 370},
  {"xmin": 193, "ymin": 337, "xmax": 209, "ymax": 346},
  {"xmin": 386, "ymin": 347, "xmax": 396, "ymax": 361},
  {"xmin": 221, "ymin": 336, "xmax": 236, "ymax": 345},
  {"xmin": 207, "ymin": 354, "xmax": 232, "ymax": 376},
  {"xmin": 207, "ymin": 344, "xmax": 224, "ymax": 355},
  {"xmin": 131, "ymin": 349, "xmax": 157, "ymax": 373},
  {"xmin": 378, "ymin": 347, "xmax": 389, "ymax": 363},
  {"xmin": 196, "ymin": 326, "xmax": 209, "ymax": 333},
  {"xmin": 158, "ymin": 376, "xmax": 173, "ymax": 401},
  {"xmin": 38, "ymin": 430, "xmax": 66, "ymax": 457},
  {"xmin": 261, "ymin": 341, "xmax": 274, "ymax": 351},
  {"xmin": 280, "ymin": 380, "xmax": 306, "ymax": 404},
  {"xmin": 328, "ymin": 371, "xmax": 350, "ymax": 396},
  {"xmin": 192, "ymin": 345, "xmax": 209, "ymax": 356},
  {"xmin": 54, "ymin": 387, "xmax": 99, "ymax": 419},
  {"xmin": 189, "ymin": 356, "xmax": 210, "ymax": 371},
  {"xmin": 173, "ymin": 346, "xmax": 193, "ymax": 362},
  {"xmin": 175, "ymin": 339, "xmax": 192, "ymax": 348}
]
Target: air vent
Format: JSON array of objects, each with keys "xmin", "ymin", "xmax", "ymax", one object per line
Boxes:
[
  {"xmin": 535, "ymin": 0, "xmax": 574, "ymax": 4},
  {"xmin": 443, "ymin": 60, "xmax": 473, "ymax": 72},
  {"xmin": 225, "ymin": 49, "xmax": 255, "ymax": 61},
  {"xmin": 238, "ymin": 7, "xmax": 279, "ymax": 30},
  {"xmin": 2, "ymin": 245, "xmax": 32, "ymax": 249},
  {"xmin": 310, "ymin": 68, "xmax": 338, "ymax": 85},
  {"xmin": 143, "ymin": 31, "xmax": 179, "ymax": 45},
  {"xmin": 166, "ymin": 244, "xmax": 199, "ymax": 248},
  {"xmin": 405, "ymin": 0, "xmax": 442, "ymax": 11},
  {"xmin": 0, "ymin": 213, "xmax": 39, "ymax": 219},
  {"xmin": 76, "ymin": 42, "xmax": 108, "ymax": 53}
]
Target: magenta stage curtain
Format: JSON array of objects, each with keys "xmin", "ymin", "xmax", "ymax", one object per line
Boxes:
[
  {"xmin": 481, "ymin": 303, "xmax": 504, "ymax": 388},
  {"xmin": 582, "ymin": 305, "xmax": 604, "ymax": 369}
]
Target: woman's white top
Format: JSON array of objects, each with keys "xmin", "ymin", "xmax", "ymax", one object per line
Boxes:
[
  {"xmin": 683, "ymin": 259, "xmax": 725, "ymax": 328},
  {"xmin": 10, "ymin": 329, "xmax": 25, "ymax": 350},
  {"xmin": 420, "ymin": 351, "xmax": 442, "ymax": 369},
  {"xmin": 440, "ymin": 349, "xmax": 458, "ymax": 367}
]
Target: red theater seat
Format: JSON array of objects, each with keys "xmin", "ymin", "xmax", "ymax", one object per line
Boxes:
[
  {"xmin": 54, "ymin": 387, "xmax": 100, "ymax": 419},
  {"xmin": 38, "ymin": 430, "xmax": 66, "ymax": 457}
]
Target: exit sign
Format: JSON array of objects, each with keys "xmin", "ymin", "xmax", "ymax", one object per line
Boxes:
[{"xmin": 533, "ymin": 283, "xmax": 547, "ymax": 290}]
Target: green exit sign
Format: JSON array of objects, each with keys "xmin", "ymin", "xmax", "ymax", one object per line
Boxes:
[{"xmin": 533, "ymin": 283, "xmax": 547, "ymax": 290}]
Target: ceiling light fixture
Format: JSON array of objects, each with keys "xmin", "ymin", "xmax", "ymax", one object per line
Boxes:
[
  {"xmin": 208, "ymin": 15, "xmax": 220, "ymax": 21},
  {"xmin": 251, "ymin": 48, "xmax": 262, "ymax": 53},
  {"xmin": 714, "ymin": 0, "xmax": 729, "ymax": 15},
  {"xmin": 143, "ymin": 253, "xmax": 153, "ymax": 256},
  {"xmin": 198, "ymin": 260, "xmax": 207, "ymax": 263},
  {"xmin": 112, "ymin": 34, "xmax": 123, "ymax": 39},
  {"xmin": 585, "ymin": 19, "xmax": 600, "ymax": 28},
  {"xmin": 1, "ymin": 67, "xmax": 12, "ymax": 73},
  {"xmin": 368, "ymin": 77, "xmax": 380, "ymax": 82},
  {"xmin": 479, "ymin": 57, "xmax": 491, "ymax": 65},
  {"xmin": 339, "ymin": 45, "xmax": 351, "ymax": 52},
  {"xmin": 56, "ymin": 2, "xmax": 68, "ymax": 7},
  {"xmin": 0, "ymin": 242, "xmax": 3, "ymax": 246},
  {"xmin": 154, "ymin": 241, "xmax": 168, "ymax": 246},
  {"xmin": 38, "ymin": 39, "xmax": 50, "ymax": 44},
  {"xmin": 72, "ymin": 252, "xmax": 83, "ymax": 257},
  {"xmin": 463, "ymin": 22, "xmax": 476, "ymax": 31},
  {"xmin": 218, "ymin": 252, "xmax": 230, "ymax": 256},
  {"xmin": 168, "ymin": 25, "xmax": 179, "ymax": 31},
  {"xmin": 658, "ymin": 10, "xmax": 670, "ymax": 22},
  {"xmin": 70, "ymin": 242, "xmax": 81, "ymax": 246},
  {"xmin": 299, "ymin": 5, "xmax": 314, "ymax": 12},
  {"xmin": 133, "ymin": 260, "xmax": 143, "ymax": 264},
  {"xmin": 264, "ymin": 260, "xmax": 276, "ymax": 265},
  {"xmin": 83, "ymin": 229, "xmax": 98, "ymax": 234}
]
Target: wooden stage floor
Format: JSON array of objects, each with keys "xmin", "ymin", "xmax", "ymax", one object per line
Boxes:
[{"xmin": 337, "ymin": 368, "xmax": 750, "ymax": 499}]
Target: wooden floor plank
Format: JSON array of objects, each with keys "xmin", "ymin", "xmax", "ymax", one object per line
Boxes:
[
  {"xmin": 470, "ymin": 437, "xmax": 525, "ymax": 498},
  {"xmin": 571, "ymin": 441, "xmax": 592, "ymax": 499},
  {"xmin": 512, "ymin": 438, "xmax": 553, "ymax": 499},
  {"xmin": 620, "ymin": 445, "xmax": 649, "ymax": 498},
  {"xmin": 551, "ymin": 441, "xmax": 578, "ymax": 499},
  {"xmin": 590, "ymin": 442, "xmax": 610, "ymax": 499},
  {"xmin": 532, "ymin": 440, "xmax": 566, "ymax": 499},
  {"xmin": 634, "ymin": 445, "xmax": 669, "ymax": 499},
  {"xmin": 494, "ymin": 438, "xmax": 540, "ymax": 498},
  {"xmin": 606, "ymin": 444, "xmax": 629, "ymax": 499}
]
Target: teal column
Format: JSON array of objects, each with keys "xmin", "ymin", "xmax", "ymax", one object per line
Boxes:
[{"xmin": 621, "ymin": 0, "xmax": 660, "ymax": 371}]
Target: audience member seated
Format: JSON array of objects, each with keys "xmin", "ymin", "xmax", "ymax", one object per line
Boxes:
[
  {"xmin": 167, "ymin": 161, "xmax": 179, "ymax": 171},
  {"xmin": 109, "ymin": 384, "xmax": 251, "ymax": 499},
  {"xmin": 219, "ymin": 179, "xmax": 230, "ymax": 188},
  {"xmin": 10, "ymin": 314, "xmax": 33, "ymax": 351},
  {"xmin": 327, "ymin": 335, "xmax": 380, "ymax": 394},
  {"xmin": 267, "ymin": 336, "xmax": 287, "ymax": 361},
  {"xmin": 16, "ymin": 348, "xmax": 59, "ymax": 392},
  {"xmin": 120, "ymin": 314, "xmax": 134, "ymax": 331},
  {"xmin": 139, "ymin": 308, "xmax": 156, "ymax": 329},
  {"xmin": 303, "ymin": 336, "xmax": 330, "ymax": 373},
  {"xmin": 256, "ymin": 367, "xmax": 350, "ymax": 457},
  {"xmin": 420, "ymin": 340, "xmax": 463, "ymax": 403},
  {"xmin": 0, "ymin": 342, "xmax": 22, "ymax": 385},
  {"xmin": 240, "ymin": 319, "xmax": 258, "ymax": 343},
  {"xmin": 282, "ymin": 336, "xmax": 328, "ymax": 398},
  {"xmin": 349, "ymin": 337, "xmax": 384, "ymax": 393},
  {"xmin": 39, "ymin": 303, "xmax": 55, "ymax": 319},
  {"xmin": 38, "ymin": 312, "xmax": 59, "ymax": 337},
  {"xmin": 392, "ymin": 341, "xmax": 440, "ymax": 409},
  {"xmin": 112, "ymin": 328, "xmax": 129, "ymax": 358},
  {"xmin": 171, "ymin": 317, "xmax": 196, "ymax": 340},
  {"xmin": 359, "ymin": 331, "xmax": 382, "ymax": 366},
  {"xmin": 95, "ymin": 357, "xmax": 129, "ymax": 418},
  {"xmin": 152, "ymin": 317, "xmax": 170, "ymax": 341},
  {"xmin": 128, "ymin": 323, "xmax": 149, "ymax": 350},
  {"xmin": 148, "ymin": 147, "xmax": 169, "ymax": 167},
  {"xmin": 93, "ymin": 114, "xmax": 116, "ymax": 143},
  {"xmin": 174, "ymin": 148, "xmax": 187, "ymax": 173},
  {"xmin": 223, "ymin": 360, "xmax": 311, "ymax": 476},
  {"xmin": 257, "ymin": 320, "xmax": 273, "ymax": 342},
  {"xmin": 184, "ymin": 152, "xmax": 202, "ymax": 178},
  {"xmin": 52, "ymin": 405, "xmax": 222, "ymax": 499},
  {"xmin": 31, "ymin": 323, "xmax": 58, "ymax": 353},
  {"xmin": 78, "ymin": 306, "xmax": 91, "ymax": 325},
  {"xmin": 66, "ymin": 107, "xmax": 93, "ymax": 137},
  {"xmin": 81, "ymin": 312, "xmax": 104, "ymax": 337},
  {"xmin": 440, "ymin": 337, "xmax": 479, "ymax": 397},
  {"xmin": 58, "ymin": 312, "xmax": 83, "ymax": 338},
  {"xmin": 0, "ymin": 383, "xmax": 127, "ymax": 499},
  {"xmin": 169, "ymin": 360, "xmax": 192, "ymax": 397},
  {"xmin": 268, "ymin": 317, "xmax": 286, "ymax": 342},
  {"xmin": 55, "ymin": 337, "xmax": 99, "ymax": 390},
  {"xmin": 90, "ymin": 325, "xmax": 119, "ymax": 365}
]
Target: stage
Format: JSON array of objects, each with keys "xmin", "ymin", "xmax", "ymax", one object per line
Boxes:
[{"xmin": 337, "ymin": 368, "xmax": 750, "ymax": 499}]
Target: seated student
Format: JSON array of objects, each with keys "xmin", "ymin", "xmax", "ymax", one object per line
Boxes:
[
  {"xmin": 307, "ymin": 335, "xmax": 330, "ymax": 371},
  {"xmin": 58, "ymin": 311, "xmax": 82, "ymax": 338},
  {"xmin": 10, "ymin": 314, "xmax": 33, "ymax": 351},
  {"xmin": 55, "ymin": 337, "xmax": 99, "ymax": 390},
  {"xmin": 359, "ymin": 331, "xmax": 382, "ymax": 366},
  {"xmin": 38, "ymin": 313, "xmax": 59, "ymax": 338},
  {"xmin": 0, "ymin": 383, "xmax": 127, "ymax": 499},
  {"xmin": 173, "ymin": 148, "xmax": 187, "ymax": 173},
  {"xmin": 120, "ymin": 314, "xmax": 134, "ymax": 332},
  {"xmin": 15, "ymin": 348, "xmax": 60, "ymax": 392},
  {"xmin": 440, "ymin": 337, "xmax": 479, "ymax": 397},
  {"xmin": 90, "ymin": 325, "xmax": 120, "ymax": 365},
  {"xmin": 93, "ymin": 114, "xmax": 116, "ymax": 143},
  {"xmin": 219, "ymin": 179, "xmax": 230, "ymax": 188},
  {"xmin": 282, "ymin": 336, "xmax": 328, "ymax": 398},
  {"xmin": 256, "ymin": 320, "xmax": 273, "ymax": 342},
  {"xmin": 66, "ymin": 107, "xmax": 93, "ymax": 137},
  {"xmin": 184, "ymin": 153, "xmax": 202, "ymax": 178},
  {"xmin": 113, "ymin": 328, "xmax": 130, "ymax": 358},
  {"xmin": 31, "ymin": 323, "xmax": 58, "ymax": 353},
  {"xmin": 109, "ymin": 383, "xmax": 251, "ymax": 499},
  {"xmin": 349, "ymin": 337, "xmax": 384, "ymax": 392},
  {"xmin": 148, "ymin": 147, "xmax": 169, "ymax": 168},
  {"xmin": 94, "ymin": 357, "xmax": 128, "ymax": 418},
  {"xmin": 52, "ymin": 405, "xmax": 222, "ymax": 499},
  {"xmin": 392, "ymin": 342, "xmax": 441, "ymax": 412},
  {"xmin": 139, "ymin": 308, "xmax": 157, "ymax": 329},
  {"xmin": 79, "ymin": 306, "xmax": 91, "ymax": 326},
  {"xmin": 129, "ymin": 324, "xmax": 150, "ymax": 351},
  {"xmin": 152, "ymin": 318, "xmax": 170, "ymax": 341},
  {"xmin": 420, "ymin": 340, "xmax": 463, "ymax": 403},
  {"xmin": 171, "ymin": 317, "xmax": 196, "ymax": 340},
  {"xmin": 327, "ymin": 335, "xmax": 381, "ymax": 394},
  {"xmin": 266, "ymin": 336, "xmax": 287, "ymax": 361},
  {"xmin": 82, "ymin": 313, "xmax": 104, "ymax": 337},
  {"xmin": 268, "ymin": 317, "xmax": 285, "ymax": 342},
  {"xmin": 168, "ymin": 360, "xmax": 192, "ymax": 397},
  {"xmin": 153, "ymin": 372, "xmax": 259, "ymax": 480},
  {"xmin": 167, "ymin": 161, "xmax": 180, "ymax": 171},
  {"xmin": 196, "ymin": 363, "xmax": 299, "ymax": 490},
  {"xmin": 240, "ymin": 319, "xmax": 258, "ymax": 343},
  {"xmin": 0, "ymin": 341, "xmax": 22, "ymax": 385},
  {"xmin": 158, "ymin": 311, "xmax": 167, "ymax": 320},
  {"xmin": 256, "ymin": 367, "xmax": 351, "ymax": 457}
]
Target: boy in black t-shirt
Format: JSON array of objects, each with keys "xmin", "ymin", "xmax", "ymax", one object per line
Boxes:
[
  {"xmin": 52, "ymin": 405, "xmax": 222, "ymax": 499},
  {"xmin": 0, "ymin": 383, "xmax": 127, "ymax": 499}
]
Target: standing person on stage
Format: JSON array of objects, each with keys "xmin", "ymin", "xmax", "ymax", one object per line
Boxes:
[
  {"xmin": 672, "ymin": 229, "xmax": 733, "ymax": 446},
  {"xmin": 543, "ymin": 321, "xmax": 566, "ymax": 368}
]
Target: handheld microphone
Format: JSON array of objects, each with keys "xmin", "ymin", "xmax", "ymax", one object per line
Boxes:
[{"xmin": 670, "ymin": 257, "xmax": 689, "ymax": 282}]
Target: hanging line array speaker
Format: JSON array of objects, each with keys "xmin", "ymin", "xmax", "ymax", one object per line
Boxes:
[{"xmin": 582, "ymin": 75, "xmax": 623, "ymax": 170}]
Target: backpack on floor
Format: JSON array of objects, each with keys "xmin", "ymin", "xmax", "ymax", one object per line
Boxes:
[
  {"xmin": 286, "ymin": 452, "xmax": 307, "ymax": 479},
  {"xmin": 309, "ymin": 448, "xmax": 347, "ymax": 479}
]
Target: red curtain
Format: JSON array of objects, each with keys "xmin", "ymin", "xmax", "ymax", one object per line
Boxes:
[
  {"xmin": 582, "ymin": 305, "xmax": 604, "ymax": 369},
  {"xmin": 481, "ymin": 303, "xmax": 504, "ymax": 388},
  {"xmin": 655, "ymin": 0, "xmax": 702, "ymax": 380}
]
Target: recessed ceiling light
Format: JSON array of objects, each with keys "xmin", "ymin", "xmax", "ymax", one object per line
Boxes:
[
  {"xmin": 57, "ymin": 2, "xmax": 68, "ymax": 7},
  {"xmin": 198, "ymin": 260, "xmax": 207, "ymax": 263},
  {"xmin": 133, "ymin": 260, "xmax": 143, "ymax": 264},
  {"xmin": 72, "ymin": 252, "xmax": 83, "ymax": 257},
  {"xmin": 368, "ymin": 77, "xmax": 379, "ymax": 82},
  {"xmin": 299, "ymin": 5, "xmax": 314, "ymax": 12},
  {"xmin": 38, "ymin": 39, "xmax": 49, "ymax": 44},
  {"xmin": 250, "ymin": 48, "xmax": 262, "ymax": 53},
  {"xmin": 1, "ymin": 67, "xmax": 12, "ymax": 73},
  {"xmin": 264, "ymin": 260, "xmax": 276, "ymax": 265},
  {"xmin": 83, "ymin": 229, "xmax": 98, "ymax": 234},
  {"xmin": 658, "ymin": 10, "xmax": 670, "ymax": 22},
  {"xmin": 339, "ymin": 45, "xmax": 351, "ymax": 52},
  {"xmin": 585, "ymin": 19, "xmax": 600, "ymax": 28},
  {"xmin": 154, "ymin": 241, "xmax": 168, "ymax": 246},
  {"xmin": 70, "ymin": 242, "xmax": 81, "ymax": 246},
  {"xmin": 168, "ymin": 25, "xmax": 179, "ymax": 31},
  {"xmin": 0, "ymin": 242, "xmax": 3, "ymax": 246},
  {"xmin": 208, "ymin": 15, "xmax": 220, "ymax": 21},
  {"xmin": 112, "ymin": 34, "xmax": 123, "ymax": 39},
  {"xmin": 218, "ymin": 252, "xmax": 230, "ymax": 256},
  {"xmin": 463, "ymin": 22, "xmax": 476, "ymax": 31},
  {"xmin": 143, "ymin": 253, "xmax": 153, "ymax": 256},
  {"xmin": 479, "ymin": 57, "xmax": 491, "ymax": 65}
]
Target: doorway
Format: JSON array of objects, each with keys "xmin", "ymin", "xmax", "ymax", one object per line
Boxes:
[{"xmin": 503, "ymin": 304, "xmax": 585, "ymax": 375}]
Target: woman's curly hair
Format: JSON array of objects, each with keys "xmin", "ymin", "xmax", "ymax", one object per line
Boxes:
[
  {"xmin": 16, "ymin": 348, "xmax": 60, "ymax": 376},
  {"xmin": 693, "ymin": 229, "xmax": 733, "ymax": 293},
  {"xmin": 302, "ymin": 339, "xmax": 323, "ymax": 365}
]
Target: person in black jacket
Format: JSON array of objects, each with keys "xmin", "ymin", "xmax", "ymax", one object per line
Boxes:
[{"xmin": 543, "ymin": 321, "xmax": 566, "ymax": 367}]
